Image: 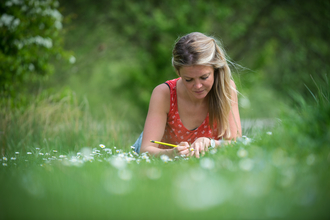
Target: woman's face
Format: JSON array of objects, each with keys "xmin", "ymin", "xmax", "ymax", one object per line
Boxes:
[{"xmin": 179, "ymin": 65, "xmax": 214, "ymax": 100}]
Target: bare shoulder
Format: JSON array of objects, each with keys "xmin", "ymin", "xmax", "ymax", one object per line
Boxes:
[
  {"xmin": 152, "ymin": 83, "xmax": 170, "ymax": 101},
  {"xmin": 230, "ymin": 79, "xmax": 237, "ymax": 89},
  {"xmin": 149, "ymin": 83, "xmax": 170, "ymax": 113},
  {"xmin": 229, "ymin": 80, "xmax": 239, "ymax": 103}
]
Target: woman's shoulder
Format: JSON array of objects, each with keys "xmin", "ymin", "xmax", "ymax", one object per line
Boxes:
[
  {"xmin": 230, "ymin": 79, "xmax": 236, "ymax": 88},
  {"xmin": 150, "ymin": 83, "xmax": 171, "ymax": 113},
  {"xmin": 153, "ymin": 83, "xmax": 170, "ymax": 96}
]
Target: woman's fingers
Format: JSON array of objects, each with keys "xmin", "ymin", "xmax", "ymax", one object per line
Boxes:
[
  {"xmin": 178, "ymin": 142, "xmax": 189, "ymax": 148},
  {"xmin": 200, "ymin": 142, "xmax": 205, "ymax": 157},
  {"xmin": 194, "ymin": 142, "xmax": 200, "ymax": 158},
  {"xmin": 176, "ymin": 142, "xmax": 190, "ymax": 156}
]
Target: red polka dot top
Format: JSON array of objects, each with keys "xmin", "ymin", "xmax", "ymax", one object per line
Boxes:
[{"xmin": 160, "ymin": 78, "xmax": 218, "ymax": 148}]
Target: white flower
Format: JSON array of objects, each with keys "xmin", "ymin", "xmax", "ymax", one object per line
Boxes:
[
  {"xmin": 99, "ymin": 144, "xmax": 105, "ymax": 149},
  {"xmin": 160, "ymin": 154, "xmax": 169, "ymax": 163},
  {"xmin": 3, "ymin": 157, "xmax": 7, "ymax": 161},
  {"xmin": 141, "ymin": 152, "xmax": 149, "ymax": 160},
  {"xmin": 2, "ymin": 163, "xmax": 7, "ymax": 166},
  {"xmin": 54, "ymin": 20, "xmax": 62, "ymax": 30},
  {"xmin": 27, "ymin": 152, "xmax": 32, "ymax": 155},
  {"xmin": 10, "ymin": 157, "xmax": 16, "ymax": 161},
  {"xmin": 53, "ymin": 150, "xmax": 57, "ymax": 153},
  {"xmin": 266, "ymin": 131, "xmax": 272, "ymax": 135},
  {"xmin": 15, "ymin": 152, "xmax": 19, "ymax": 155},
  {"xmin": 238, "ymin": 136, "xmax": 252, "ymax": 145}
]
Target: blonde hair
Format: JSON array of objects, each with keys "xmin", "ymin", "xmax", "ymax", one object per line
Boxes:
[{"xmin": 172, "ymin": 32, "xmax": 234, "ymax": 138}]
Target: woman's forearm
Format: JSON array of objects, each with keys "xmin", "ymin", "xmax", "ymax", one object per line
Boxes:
[{"xmin": 140, "ymin": 145, "xmax": 173, "ymax": 157}]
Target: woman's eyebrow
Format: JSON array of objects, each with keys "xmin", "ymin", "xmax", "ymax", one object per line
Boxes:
[
  {"xmin": 201, "ymin": 72, "xmax": 211, "ymax": 77},
  {"xmin": 183, "ymin": 72, "xmax": 211, "ymax": 79}
]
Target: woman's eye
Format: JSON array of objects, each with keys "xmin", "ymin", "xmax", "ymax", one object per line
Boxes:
[
  {"xmin": 185, "ymin": 79, "xmax": 192, "ymax": 82},
  {"xmin": 201, "ymin": 76, "xmax": 209, "ymax": 80}
]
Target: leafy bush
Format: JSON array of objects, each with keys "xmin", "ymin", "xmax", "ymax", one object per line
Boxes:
[{"xmin": 0, "ymin": 0, "xmax": 71, "ymax": 97}]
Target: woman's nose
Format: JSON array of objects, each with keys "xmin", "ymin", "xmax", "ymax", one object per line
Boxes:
[{"xmin": 194, "ymin": 81, "xmax": 202, "ymax": 89}]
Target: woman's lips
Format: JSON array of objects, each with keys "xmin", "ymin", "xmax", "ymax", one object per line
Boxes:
[{"xmin": 194, "ymin": 90, "xmax": 204, "ymax": 94}]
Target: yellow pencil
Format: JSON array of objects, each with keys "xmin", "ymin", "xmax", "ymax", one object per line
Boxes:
[{"xmin": 150, "ymin": 140, "xmax": 177, "ymax": 148}]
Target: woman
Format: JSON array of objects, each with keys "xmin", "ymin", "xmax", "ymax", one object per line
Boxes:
[{"xmin": 133, "ymin": 32, "xmax": 241, "ymax": 158}]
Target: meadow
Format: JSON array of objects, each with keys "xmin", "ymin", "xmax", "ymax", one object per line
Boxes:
[
  {"xmin": 1, "ymin": 85, "xmax": 329, "ymax": 219},
  {"xmin": 1, "ymin": 1, "xmax": 330, "ymax": 219}
]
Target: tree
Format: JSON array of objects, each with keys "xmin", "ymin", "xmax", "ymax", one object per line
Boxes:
[{"xmin": 0, "ymin": 0, "xmax": 71, "ymax": 97}]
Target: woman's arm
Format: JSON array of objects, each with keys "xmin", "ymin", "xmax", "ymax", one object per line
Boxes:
[
  {"xmin": 140, "ymin": 84, "xmax": 190, "ymax": 157},
  {"xmin": 228, "ymin": 80, "xmax": 242, "ymax": 140}
]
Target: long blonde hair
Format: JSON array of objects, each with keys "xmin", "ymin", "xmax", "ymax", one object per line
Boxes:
[{"xmin": 172, "ymin": 32, "xmax": 234, "ymax": 138}]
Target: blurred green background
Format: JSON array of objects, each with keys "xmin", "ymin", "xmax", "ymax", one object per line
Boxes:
[
  {"xmin": 2, "ymin": 0, "xmax": 329, "ymax": 127},
  {"xmin": 54, "ymin": 0, "xmax": 329, "ymax": 123}
]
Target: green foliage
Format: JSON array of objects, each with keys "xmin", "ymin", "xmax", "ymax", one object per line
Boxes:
[
  {"xmin": 0, "ymin": 0, "xmax": 71, "ymax": 97},
  {"xmin": 57, "ymin": 0, "xmax": 330, "ymax": 116},
  {"xmin": 242, "ymin": 0, "xmax": 330, "ymax": 102},
  {"xmin": 283, "ymin": 76, "xmax": 330, "ymax": 149}
]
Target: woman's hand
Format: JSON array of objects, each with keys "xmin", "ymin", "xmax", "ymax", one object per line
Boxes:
[
  {"xmin": 172, "ymin": 142, "xmax": 190, "ymax": 157},
  {"xmin": 190, "ymin": 137, "xmax": 211, "ymax": 158}
]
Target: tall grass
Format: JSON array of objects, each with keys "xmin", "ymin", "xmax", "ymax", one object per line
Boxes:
[{"xmin": 0, "ymin": 89, "xmax": 136, "ymax": 156}]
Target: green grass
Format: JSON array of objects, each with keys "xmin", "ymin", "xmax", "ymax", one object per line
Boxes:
[
  {"xmin": 1, "ymin": 136, "xmax": 329, "ymax": 219},
  {"xmin": 1, "ymin": 88, "xmax": 329, "ymax": 219},
  {"xmin": 0, "ymin": 89, "xmax": 136, "ymax": 155}
]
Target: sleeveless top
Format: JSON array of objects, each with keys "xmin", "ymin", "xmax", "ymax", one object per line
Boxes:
[{"xmin": 160, "ymin": 78, "xmax": 218, "ymax": 149}]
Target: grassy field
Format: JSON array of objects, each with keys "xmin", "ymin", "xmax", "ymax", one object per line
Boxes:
[
  {"xmin": 1, "ymin": 1, "xmax": 329, "ymax": 219},
  {"xmin": 1, "ymin": 88, "xmax": 329, "ymax": 219}
]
